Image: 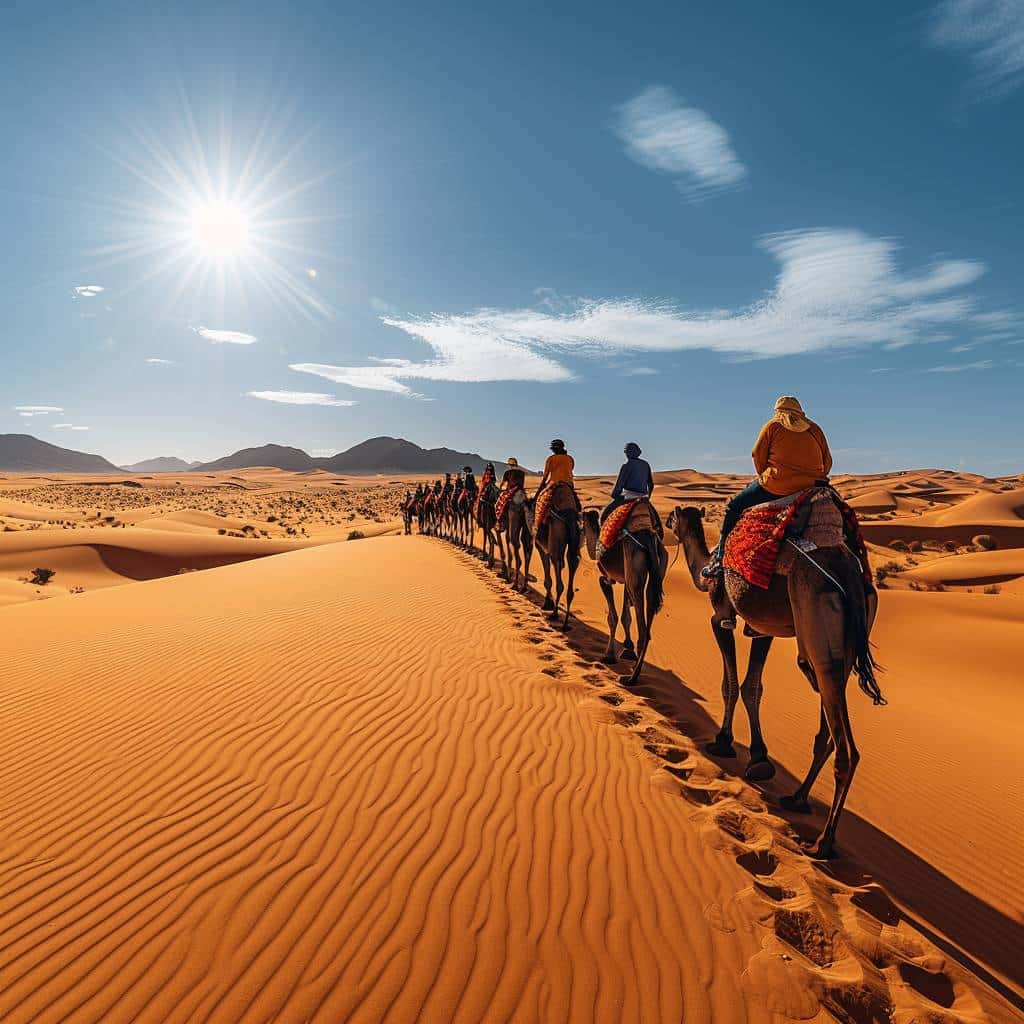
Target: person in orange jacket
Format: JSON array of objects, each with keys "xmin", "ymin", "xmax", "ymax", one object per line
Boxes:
[{"xmin": 704, "ymin": 396, "xmax": 832, "ymax": 578}]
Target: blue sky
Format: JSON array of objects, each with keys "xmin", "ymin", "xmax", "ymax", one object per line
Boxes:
[{"xmin": 2, "ymin": 0, "xmax": 1022, "ymax": 473}]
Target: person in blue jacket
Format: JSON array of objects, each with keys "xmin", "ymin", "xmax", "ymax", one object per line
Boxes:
[{"xmin": 600, "ymin": 442, "xmax": 654, "ymax": 523}]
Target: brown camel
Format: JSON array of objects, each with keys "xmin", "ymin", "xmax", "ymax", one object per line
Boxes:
[
  {"xmin": 529, "ymin": 482, "xmax": 581, "ymax": 628},
  {"xmin": 667, "ymin": 503, "xmax": 884, "ymax": 859},
  {"xmin": 475, "ymin": 482, "xmax": 500, "ymax": 568},
  {"xmin": 501, "ymin": 490, "xmax": 533, "ymax": 592},
  {"xmin": 582, "ymin": 506, "xmax": 668, "ymax": 686}
]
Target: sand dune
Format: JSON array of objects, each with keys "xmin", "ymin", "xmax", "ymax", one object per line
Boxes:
[{"xmin": 1, "ymin": 466, "xmax": 1022, "ymax": 1022}]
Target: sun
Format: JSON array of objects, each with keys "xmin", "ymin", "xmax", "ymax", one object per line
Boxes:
[{"xmin": 189, "ymin": 201, "xmax": 251, "ymax": 259}]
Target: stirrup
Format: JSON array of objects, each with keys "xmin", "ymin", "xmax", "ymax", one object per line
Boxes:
[{"xmin": 718, "ymin": 617, "xmax": 737, "ymax": 630}]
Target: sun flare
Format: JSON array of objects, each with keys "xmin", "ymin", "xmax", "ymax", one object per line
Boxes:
[{"xmin": 189, "ymin": 201, "xmax": 251, "ymax": 259}]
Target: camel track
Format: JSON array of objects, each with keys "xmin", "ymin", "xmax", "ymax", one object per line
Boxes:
[{"xmin": 0, "ymin": 535, "xmax": 1018, "ymax": 1023}]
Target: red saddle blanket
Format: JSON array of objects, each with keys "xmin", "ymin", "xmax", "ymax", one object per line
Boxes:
[
  {"xmin": 598, "ymin": 499, "xmax": 659, "ymax": 552},
  {"xmin": 494, "ymin": 486, "xmax": 521, "ymax": 525},
  {"xmin": 535, "ymin": 481, "xmax": 575, "ymax": 528},
  {"xmin": 724, "ymin": 488, "xmax": 872, "ymax": 589}
]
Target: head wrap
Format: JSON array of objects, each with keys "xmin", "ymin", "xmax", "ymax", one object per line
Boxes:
[
  {"xmin": 624, "ymin": 442, "xmax": 642, "ymax": 457},
  {"xmin": 773, "ymin": 396, "xmax": 811, "ymax": 433}
]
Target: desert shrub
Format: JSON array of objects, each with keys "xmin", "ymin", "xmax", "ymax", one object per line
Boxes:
[
  {"xmin": 972, "ymin": 534, "xmax": 997, "ymax": 551},
  {"xmin": 889, "ymin": 539, "xmax": 909, "ymax": 552},
  {"xmin": 908, "ymin": 540, "xmax": 924, "ymax": 553},
  {"xmin": 983, "ymin": 584, "xmax": 1001, "ymax": 595},
  {"xmin": 30, "ymin": 567, "xmax": 56, "ymax": 586},
  {"xmin": 926, "ymin": 582, "xmax": 946, "ymax": 592},
  {"xmin": 347, "ymin": 529, "xmax": 365, "ymax": 541},
  {"xmin": 217, "ymin": 528, "xmax": 227, "ymax": 535},
  {"xmin": 942, "ymin": 541, "xmax": 957, "ymax": 552},
  {"xmin": 908, "ymin": 580, "xmax": 923, "ymax": 591},
  {"xmin": 880, "ymin": 560, "xmax": 904, "ymax": 574}
]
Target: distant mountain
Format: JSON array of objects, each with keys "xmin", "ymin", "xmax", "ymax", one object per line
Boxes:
[
  {"xmin": 120, "ymin": 456, "xmax": 202, "ymax": 473},
  {"xmin": 191, "ymin": 444, "xmax": 318, "ymax": 473},
  {"xmin": 0, "ymin": 433, "xmax": 121, "ymax": 474},
  {"xmin": 190, "ymin": 437, "xmax": 519, "ymax": 476},
  {"xmin": 324, "ymin": 437, "xmax": 506, "ymax": 476}
]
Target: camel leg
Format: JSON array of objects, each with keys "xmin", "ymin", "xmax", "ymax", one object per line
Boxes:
[
  {"xmin": 741, "ymin": 636, "xmax": 776, "ymax": 782},
  {"xmin": 549, "ymin": 552, "xmax": 565, "ymax": 622},
  {"xmin": 495, "ymin": 530, "xmax": 508, "ymax": 578},
  {"xmin": 620, "ymin": 595, "xmax": 636, "ymax": 661},
  {"xmin": 707, "ymin": 620, "xmax": 740, "ymax": 758},
  {"xmin": 805, "ymin": 658, "xmax": 858, "ymax": 859},
  {"xmin": 521, "ymin": 534, "xmax": 534, "ymax": 593},
  {"xmin": 598, "ymin": 576, "xmax": 618, "ymax": 663},
  {"xmin": 539, "ymin": 547, "xmax": 554, "ymax": 610},
  {"xmin": 780, "ymin": 700, "xmax": 833, "ymax": 815},
  {"xmin": 623, "ymin": 574, "xmax": 648, "ymax": 686},
  {"xmin": 563, "ymin": 546, "xmax": 576, "ymax": 631}
]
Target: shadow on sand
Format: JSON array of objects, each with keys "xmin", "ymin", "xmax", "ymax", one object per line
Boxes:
[{"xmin": 502, "ymin": 566, "xmax": 1024, "ymax": 1011}]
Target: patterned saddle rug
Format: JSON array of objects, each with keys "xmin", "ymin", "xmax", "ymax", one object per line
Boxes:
[
  {"xmin": 494, "ymin": 486, "xmax": 522, "ymax": 527},
  {"xmin": 597, "ymin": 499, "xmax": 662, "ymax": 557},
  {"xmin": 724, "ymin": 486, "xmax": 870, "ymax": 589},
  {"xmin": 535, "ymin": 481, "xmax": 577, "ymax": 529}
]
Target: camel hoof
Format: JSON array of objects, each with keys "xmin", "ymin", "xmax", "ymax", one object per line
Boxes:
[
  {"xmin": 620, "ymin": 674, "xmax": 639, "ymax": 687},
  {"xmin": 779, "ymin": 794, "xmax": 812, "ymax": 814},
  {"xmin": 601, "ymin": 653, "xmax": 617, "ymax": 665},
  {"xmin": 803, "ymin": 837, "xmax": 837, "ymax": 860},
  {"xmin": 744, "ymin": 759, "xmax": 776, "ymax": 783},
  {"xmin": 620, "ymin": 648, "xmax": 637, "ymax": 662},
  {"xmin": 705, "ymin": 739, "xmax": 737, "ymax": 758},
  {"xmin": 542, "ymin": 597, "xmax": 555, "ymax": 611},
  {"xmin": 547, "ymin": 610, "xmax": 561, "ymax": 622}
]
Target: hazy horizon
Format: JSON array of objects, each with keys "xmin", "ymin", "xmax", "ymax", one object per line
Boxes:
[{"xmin": 3, "ymin": 2, "xmax": 1023, "ymax": 475}]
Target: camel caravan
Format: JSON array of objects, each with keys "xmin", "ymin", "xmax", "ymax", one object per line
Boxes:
[{"xmin": 397, "ymin": 398, "xmax": 885, "ymax": 859}]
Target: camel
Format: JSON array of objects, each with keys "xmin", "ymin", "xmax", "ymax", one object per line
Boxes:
[
  {"xmin": 528, "ymin": 482, "xmax": 581, "ymax": 628},
  {"xmin": 475, "ymin": 481, "xmax": 500, "ymax": 567},
  {"xmin": 501, "ymin": 490, "xmax": 533, "ymax": 592},
  {"xmin": 582, "ymin": 505, "xmax": 668, "ymax": 686},
  {"xmin": 667, "ymin": 503, "xmax": 883, "ymax": 859},
  {"xmin": 402, "ymin": 499, "xmax": 414, "ymax": 535}
]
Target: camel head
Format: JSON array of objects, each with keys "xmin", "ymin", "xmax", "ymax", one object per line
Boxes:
[
  {"xmin": 666, "ymin": 505, "xmax": 705, "ymax": 544},
  {"xmin": 582, "ymin": 508, "xmax": 600, "ymax": 561}
]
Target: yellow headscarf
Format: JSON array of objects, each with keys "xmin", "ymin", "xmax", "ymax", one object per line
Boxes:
[{"xmin": 773, "ymin": 395, "xmax": 811, "ymax": 433}]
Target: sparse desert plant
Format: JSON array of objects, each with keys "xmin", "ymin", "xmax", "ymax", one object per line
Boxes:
[
  {"xmin": 908, "ymin": 580, "xmax": 924, "ymax": 591},
  {"xmin": 347, "ymin": 529, "xmax": 365, "ymax": 541},
  {"xmin": 908, "ymin": 540, "xmax": 924, "ymax": 553},
  {"xmin": 889, "ymin": 539, "xmax": 909, "ymax": 552},
  {"xmin": 30, "ymin": 567, "xmax": 56, "ymax": 586},
  {"xmin": 218, "ymin": 528, "xmax": 227, "ymax": 535},
  {"xmin": 70, "ymin": 585, "xmax": 85, "ymax": 594},
  {"xmin": 926, "ymin": 582, "xmax": 946, "ymax": 592},
  {"xmin": 972, "ymin": 534, "xmax": 997, "ymax": 551},
  {"xmin": 942, "ymin": 541, "xmax": 957, "ymax": 552},
  {"xmin": 983, "ymin": 584, "xmax": 1001, "ymax": 595}
]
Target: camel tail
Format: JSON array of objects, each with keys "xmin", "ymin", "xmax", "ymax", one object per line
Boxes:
[
  {"xmin": 568, "ymin": 515, "xmax": 581, "ymax": 573},
  {"xmin": 838, "ymin": 558, "xmax": 886, "ymax": 706},
  {"xmin": 638, "ymin": 530, "xmax": 664, "ymax": 615}
]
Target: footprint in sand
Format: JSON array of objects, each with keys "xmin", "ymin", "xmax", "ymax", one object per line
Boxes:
[{"xmin": 599, "ymin": 692, "xmax": 624, "ymax": 707}]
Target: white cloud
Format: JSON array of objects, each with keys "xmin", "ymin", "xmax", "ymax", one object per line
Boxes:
[
  {"xmin": 245, "ymin": 390, "xmax": 356, "ymax": 407},
  {"xmin": 14, "ymin": 405, "xmax": 63, "ymax": 416},
  {"xmin": 73, "ymin": 285, "xmax": 104, "ymax": 298},
  {"xmin": 622, "ymin": 366, "xmax": 659, "ymax": 376},
  {"xmin": 146, "ymin": 357, "xmax": 175, "ymax": 365},
  {"xmin": 926, "ymin": 359, "xmax": 996, "ymax": 372},
  {"xmin": 193, "ymin": 327, "xmax": 257, "ymax": 345},
  {"xmin": 53, "ymin": 423, "xmax": 89, "ymax": 430},
  {"xmin": 930, "ymin": 0, "xmax": 1024, "ymax": 96},
  {"xmin": 292, "ymin": 228, "xmax": 995, "ymax": 397},
  {"xmin": 306, "ymin": 268, "xmax": 318, "ymax": 279},
  {"xmin": 613, "ymin": 86, "xmax": 747, "ymax": 200}
]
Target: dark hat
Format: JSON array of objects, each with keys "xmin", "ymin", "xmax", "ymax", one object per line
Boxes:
[
  {"xmin": 550, "ymin": 438, "xmax": 565, "ymax": 449},
  {"xmin": 624, "ymin": 442, "xmax": 642, "ymax": 456},
  {"xmin": 463, "ymin": 465, "xmax": 473, "ymax": 472}
]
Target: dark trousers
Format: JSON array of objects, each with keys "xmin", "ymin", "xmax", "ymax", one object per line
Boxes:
[{"xmin": 718, "ymin": 481, "xmax": 776, "ymax": 549}]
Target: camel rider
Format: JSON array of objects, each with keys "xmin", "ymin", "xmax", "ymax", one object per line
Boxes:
[
  {"xmin": 601, "ymin": 442, "xmax": 654, "ymax": 523},
  {"xmin": 432, "ymin": 478, "xmax": 442, "ymax": 498},
  {"xmin": 462, "ymin": 466, "xmax": 477, "ymax": 499},
  {"xmin": 500, "ymin": 457, "xmax": 526, "ymax": 492},
  {"xmin": 481, "ymin": 462, "xmax": 496, "ymax": 489},
  {"xmin": 704, "ymin": 396, "xmax": 833, "ymax": 579},
  {"xmin": 441, "ymin": 472, "xmax": 453, "ymax": 502},
  {"xmin": 534, "ymin": 439, "xmax": 577, "ymax": 543},
  {"xmin": 414, "ymin": 482, "xmax": 425, "ymax": 502}
]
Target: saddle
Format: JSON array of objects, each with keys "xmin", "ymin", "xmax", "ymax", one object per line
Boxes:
[
  {"xmin": 724, "ymin": 486, "xmax": 853, "ymax": 589},
  {"xmin": 494, "ymin": 485, "xmax": 523, "ymax": 526},
  {"xmin": 597, "ymin": 498, "xmax": 662, "ymax": 557},
  {"xmin": 535, "ymin": 480, "xmax": 578, "ymax": 529}
]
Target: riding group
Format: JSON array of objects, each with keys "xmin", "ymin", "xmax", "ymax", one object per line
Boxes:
[{"xmin": 399, "ymin": 396, "xmax": 884, "ymax": 859}]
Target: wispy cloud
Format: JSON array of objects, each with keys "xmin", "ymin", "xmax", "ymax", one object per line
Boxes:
[
  {"xmin": 14, "ymin": 405, "xmax": 63, "ymax": 416},
  {"xmin": 926, "ymin": 359, "xmax": 996, "ymax": 372},
  {"xmin": 613, "ymin": 86, "xmax": 747, "ymax": 200},
  {"xmin": 53, "ymin": 423, "xmax": 89, "ymax": 430},
  {"xmin": 929, "ymin": 0, "xmax": 1024, "ymax": 97},
  {"xmin": 245, "ymin": 390, "xmax": 356, "ymax": 407},
  {"xmin": 146, "ymin": 357, "xmax": 175, "ymax": 365},
  {"xmin": 193, "ymin": 327, "xmax": 257, "ymax": 345},
  {"xmin": 293, "ymin": 228, "xmax": 995, "ymax": 397},
  {"xmin": 72, "ymin": 285, "xmax": 104, "ymax": 298},
  {"xmin": 621, "ymin": 366, "xmax": 659, "ymax": 375}
]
